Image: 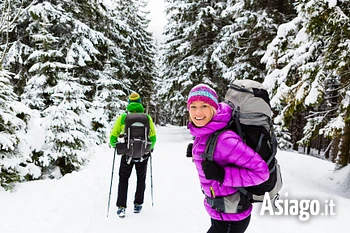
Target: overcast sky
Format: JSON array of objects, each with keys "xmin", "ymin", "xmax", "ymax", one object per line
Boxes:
[{"xmin": 146, "ymin": 0, "xmax": 166, "ymax": 42}]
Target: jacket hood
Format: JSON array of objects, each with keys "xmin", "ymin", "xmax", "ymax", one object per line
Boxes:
[{"xmin": 127, "ymin": 102, "xmax": 145, "ymax": 113}]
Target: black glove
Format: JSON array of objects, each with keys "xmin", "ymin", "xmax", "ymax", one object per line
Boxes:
[
  {"xmin": 201, "ymin": 160, "xmax": 225, "ymax": 184},
  {"xmin": 186, "ymin": 143, "xmax": 193, "ymax": 157}
]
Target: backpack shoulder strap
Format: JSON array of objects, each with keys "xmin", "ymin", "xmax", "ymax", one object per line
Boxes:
[
  {"xmin": 267, "ymin": 126, "xmax": 278, "ymax": 169},
  {"xmin": 121, "ymin": 113, "xmax": 128, "ymax": 126},
  {"xmin": 201, "ymin": 127, "xmax": 230, "ymax": 161},
  {"xmin": 225, "ymin": 100, "xmax": 244, "ymax": 139}
]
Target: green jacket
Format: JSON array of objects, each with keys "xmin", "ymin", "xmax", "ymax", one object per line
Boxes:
[{"xmin": 110, "ymin": 102, "xmax": 156, "ymax": 149}]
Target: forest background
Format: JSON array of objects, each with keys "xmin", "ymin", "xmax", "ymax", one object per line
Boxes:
[{"xmin": 0, "ymin": 0, "xmax": 349, "ymax": 190}]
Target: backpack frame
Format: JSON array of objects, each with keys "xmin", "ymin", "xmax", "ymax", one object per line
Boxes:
[{"xmin": 116, "ymin": 113, "xmax": 152, "ymax": 164}]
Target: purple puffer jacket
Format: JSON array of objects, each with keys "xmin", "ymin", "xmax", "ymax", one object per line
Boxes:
[{"xmin": 188, "ymin": 102, "xmax": 270, "ymax": 221}]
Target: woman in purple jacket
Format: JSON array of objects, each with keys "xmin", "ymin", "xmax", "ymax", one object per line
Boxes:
[{"xmin": 187, "ymin": 84, "xmax": 270, "ymax": 233}]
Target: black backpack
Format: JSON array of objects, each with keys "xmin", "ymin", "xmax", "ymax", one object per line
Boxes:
[
  {"xmin": 202, "ymin": 80, "xmax": 283, "ymax": 204},
  {"xmin": 116, "ymin": 113, "xmax": 152, "ymax": 163}
]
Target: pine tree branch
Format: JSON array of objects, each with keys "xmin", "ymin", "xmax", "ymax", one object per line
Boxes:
[
  {"xmin": 306, "ymin": 107, "xmax": 339, "ymax": 119},
  {"xmin": 0, "ymin": 0, "xmax": 36, "ymax": 66}
]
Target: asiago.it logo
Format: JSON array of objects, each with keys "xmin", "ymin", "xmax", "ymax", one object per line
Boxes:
[{"xmin": 260, "ymin": 192, "xmax": 335, "ymax": 221}]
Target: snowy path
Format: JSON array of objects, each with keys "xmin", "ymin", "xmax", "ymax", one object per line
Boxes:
[{"xmin": 0, "ymin": 126, "xmax": 349, "ymax": 233}]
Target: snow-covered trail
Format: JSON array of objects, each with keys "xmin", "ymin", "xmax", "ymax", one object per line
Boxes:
[{"xmin": 0, "ymin": 126, "xmax": 349, "ymax": 233}]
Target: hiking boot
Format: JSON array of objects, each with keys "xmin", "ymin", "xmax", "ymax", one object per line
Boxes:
[
  {"xmin": 117, "ymin": 207, "xmax": 126, "ymax": 218},
  {"xmin": 134, "ymin": 204, "xmax": 142, "ymax": 213}
]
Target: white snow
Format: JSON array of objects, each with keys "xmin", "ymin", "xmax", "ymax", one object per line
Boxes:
[
  {"xmin": 328, "ymin": 0, "xmax": 337, "ymax": 8},
  {"xmin": 0, "ymin": 126, "xmax": 349, "ymax": 233}
]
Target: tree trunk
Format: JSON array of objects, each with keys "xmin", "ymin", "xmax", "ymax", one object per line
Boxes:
[
  {"xmin": 306, "ymin": 145, "xmax": 310, "ymax": 154},
  {"xmin": 324, "ymin": 139, "xmax": 331, "ymax": 159},
  {"xmin": 337, "ymin": 113, "xmax": 350, "ymax": 168},
  {"xmin": 331, "ymin": 136, "xmax": 340, "ymax": 163}
]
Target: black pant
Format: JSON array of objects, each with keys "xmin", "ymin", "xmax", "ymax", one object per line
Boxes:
[
  {"xmin": 207, "ymin": 215, "xmax": 251, "ymax": 233},
  {"xmin": 116, "ymin": 155, "xmax": 148, "ymax": 208}
]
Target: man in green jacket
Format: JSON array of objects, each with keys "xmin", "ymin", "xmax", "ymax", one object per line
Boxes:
[{"xmin": 110, "ymin": 92, "xmax": 156, "ymax": 218}]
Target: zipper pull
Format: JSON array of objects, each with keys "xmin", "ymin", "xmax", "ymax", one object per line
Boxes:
[{"xmin": 210, "ymin": 186, "xmax": 216, "ymax": 198}]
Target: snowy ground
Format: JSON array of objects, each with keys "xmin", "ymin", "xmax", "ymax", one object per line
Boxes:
[{"xmin": 0, "ymin": 126, "xmax": 349, "ymax": 233}]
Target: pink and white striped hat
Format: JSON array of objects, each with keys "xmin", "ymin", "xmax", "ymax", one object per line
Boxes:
[{"xmin": 187, "ymin": 84, "xmax": 219, "ymax": 110}]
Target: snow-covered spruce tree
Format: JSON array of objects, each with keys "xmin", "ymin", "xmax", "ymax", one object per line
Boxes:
[
  {"xmin": 115, "ymin": 0, "xmax": 157, "ymax": 115},
  {"xmin": 309, "ymin": 0, "xmax": 350, "ymax": 168},
  {"xmin": 20, "ymin": 3, "xmax": 71, "ymax": 111},
  {"xmin": 56, "ymin": 0, "xmax": 130, "ymax": 125},
  {"xmin": 3, "ymin": 0, "xmax": 130, "ymax": 176},
  {"xmin": 77, "ymin": 1, "xmax": 132, "ymax": 136},
  {"xmin": 153, "ymin": 48, "xmax": 169, "ymax": 125},
  {"xmin": 0, "ymin": 70, "xmax": 30, "ymax": 190},
  {"xmin": 4, "ymin": 0, "xmax": 129, "ymax": 117},
  {"xmin": 209, "ymin": 0, "xmax": 295, "ymax": 149},
  {"xmin": 40, "ymin": 72, "xmax": 90, "ymax": 177},
  {"xmin": 212, "ymin": 0, "xmax": 295, "ymax": 83},
  {"xmin": 161, "ymin": 0, "xmax": 295, "ymax": 124},
  {"xmin": 261, "ymin": 13, "xmax": 304, "ymax": 150},
  {"xmin": 307, "ymin": 0, "xmax": 350, "ymax": 164},
  {"xmin": 161, "ymin": 0, "xmax": 229, "ymax": 125},
  {"xmin": 262, "ymin": 0, "xmax": 350, "ymax": 166},
  {"xmin": 0, "ymin": 0, "xmax": 41, "ymax": 190}
]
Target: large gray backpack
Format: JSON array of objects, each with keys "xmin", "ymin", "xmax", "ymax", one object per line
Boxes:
[{"xmin": 202, "ymin": 80, "xmax": 283, "ymax": 213}]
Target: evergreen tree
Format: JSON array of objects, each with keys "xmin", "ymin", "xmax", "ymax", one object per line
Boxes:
[
  {"xmin": 0, "ymin": 70, "xmax": 28, "ymax": 190},
  {"xmin": 40, "ymin": 72, "xmax": 90, "ymax": 177},
  {"xmin": 115, "ymin": 0, "xmax": 157, "ymax": 114},
  {"xmin": 0, "ymin": 0, "xmax": 39, "ymax": 190},
  {"xmin": 213, "ymin": 0, "xmax": 295, "ymax": 83},
  {"xmin": 153, "ymin": 45, "xmax": 168, "ymax": 125},
  {"xmin": 20, "ymin": 2, "xmax": 71, "ymax": 110},
  {"xmin": 2, "ymin": 0, "xmax": 130, "ymax": 177},
  {"xmin": 161, "ymin": 0, "xmax": 227, "ymax": 125},
  {"xmin": 4, "ymin": 0, "xmax": 129, "ymax": 115},
  {"xmin": 262, "ymin": 0, "xmax": 350, "ymax": 167},
  {"xmin": 161, "ymin": 0, "xmax": 295, "ymax": 124}
]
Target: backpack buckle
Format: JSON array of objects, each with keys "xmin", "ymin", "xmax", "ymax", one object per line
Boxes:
[{"xmin": 201, "ymin": 152, "xmax": 213, "ymax": 161}]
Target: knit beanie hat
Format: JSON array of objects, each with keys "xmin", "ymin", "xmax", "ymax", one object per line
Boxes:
[
  {"xmin": 128, "ymin": 92, "xmax": 141, "ymax": 103},
  {"xmin": 187, "ymin": 84, "xmax": 219, "ymax": 110}
]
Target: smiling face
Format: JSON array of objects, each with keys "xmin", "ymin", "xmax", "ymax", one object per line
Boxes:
[{"xmin": 189, "ymin": 101, "xmax": 215, "ymax": 127}]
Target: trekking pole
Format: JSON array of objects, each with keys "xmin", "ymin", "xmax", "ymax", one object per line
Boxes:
[
  {"xmin": 149, "ymin": 154, "xmax": 154, "ymax": 207},
  {"xmin": 107, "ymin": 148, "xmax": 117, "ymax": 217}
]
